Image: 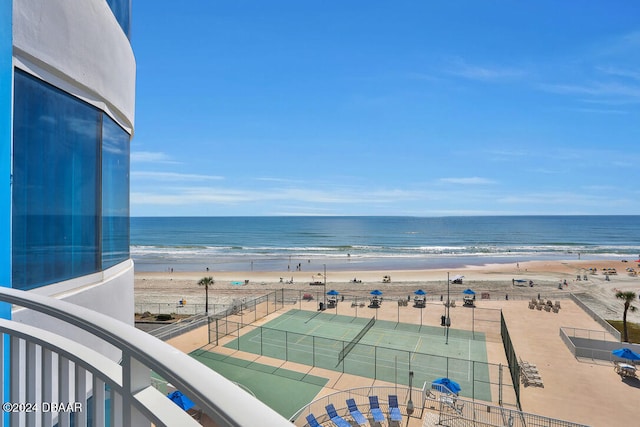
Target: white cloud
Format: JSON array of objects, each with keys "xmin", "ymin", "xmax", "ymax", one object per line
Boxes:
[
  {"xmin": 570, "ymin": 107, "xmax": 628, "ymax": 115},
  {"xmin": 255, "ymin": 177, "xmax": 303, "ymax": 183},
  {"xmin": 131, "ymin": 151, "xmax": 180, "ymax": 164},
  {"xmin": 444, "ymin": 57, "xmax": 525, "ymax": 81},
  {"xmin": 132, "ymin": 171, "xmax": 224, "ymax": 181},
  {"xmin": 539, "ymin": 81, "xmax": 640, "ymax": 100},
  {"xmin": 597, "ymin": 66, "xmax": 640, "ymax": 82},
  {"xmin": 130, "ymin": 180, "xmax": 640, "ymax": 215},
  {"xmin": 131, "ymin": 184, "xmax": 429, "ymax": 209},
  {"xmin": 496, "ymin": 191, "xmax": 612, "ymax": 207},
  {"xmin": 438, "ymin": 177, "xmax": 496, "ymax": 185}
]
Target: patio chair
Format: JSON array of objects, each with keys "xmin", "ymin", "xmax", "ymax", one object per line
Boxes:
[
  {"xmin": 440, "ymin": 394, "xmax": 465, "ymax": 415},
  {"xmin": 306, "ymin": 413, "xmax": 322, "ymax": 427},
  {"xmin": 325, "ymin": 403, "xmax": 351, "ymax": 427},
  {"xmin": 346, "ymin": 398, "xmax": 368, "ymax": 426},
  {"xmin": 388, "ymin": 395, "xmax": 402, "ymax": 423},
  {"xmin": 368, "ymin": 396, "xmax": 386, "ymax": 423}
]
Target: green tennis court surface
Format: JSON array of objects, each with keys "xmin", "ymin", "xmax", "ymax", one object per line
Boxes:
[
  {"xmin": 190, "ymin": 349, "xmax": 328, "ymax": 418},
  {"xmin": 224, "ymin": 309, "xmax": 492, "ymax": 401}
]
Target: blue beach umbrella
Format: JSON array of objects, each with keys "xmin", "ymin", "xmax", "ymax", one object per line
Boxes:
[
  {"xmin": 327, "ymin": 289, "xmax": 340, "ymax": 296},
  {"xmin": 462, "ymin": 288, "xmax": 475, "ymax": 295},
  {"xmin": 432, "ymin": 377, "xmax": 461, "ymax": 394},
  {"xmin": 612, "ymin": 348, "xmax": 640, "ymax": 361},
  {"xmin": 370, "ymin": 290, "xmax": 383, "ymax": 296},
  {"xmin": 414, "ymin": 289, "xmax": 426, "ymax": 295},
  {"xmin": 167, "ymin": 390, "xmax": 195, "ymax": 411}
]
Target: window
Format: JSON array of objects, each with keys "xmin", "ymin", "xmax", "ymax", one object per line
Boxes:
[
  {"xmin": 102, "ymin": 115, "xmax": 130, "ymax": 269},
  {"xmin": 13, "ymin": 70, "xmax": 130, "ymax": 290}
]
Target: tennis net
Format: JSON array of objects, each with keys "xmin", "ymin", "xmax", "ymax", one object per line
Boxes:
[{"xmin": 338, "ymin": 316, "xmax": 375, "ymax": 363}]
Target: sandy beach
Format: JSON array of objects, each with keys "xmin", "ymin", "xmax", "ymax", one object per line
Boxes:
[{"xmin": 135, "ymin": 258, "xmax": 640, "ymax": 323}]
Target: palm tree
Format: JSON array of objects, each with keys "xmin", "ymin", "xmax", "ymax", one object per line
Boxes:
[
  {"xmin": 616, "ymin": 291, "xmax": 637, "ymax": 343},
  {"xmin": 198, "ymin": 276, "xmax": 214, "ymax": 314}
]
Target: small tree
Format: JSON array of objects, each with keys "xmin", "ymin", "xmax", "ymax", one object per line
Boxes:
[
  {"xmin": 616, "ymin": 291, "xmax": 637, "ymax": 343},
  {"xmin": 198, "ymin": 276, "xmax": 214, "ymax": 314}
]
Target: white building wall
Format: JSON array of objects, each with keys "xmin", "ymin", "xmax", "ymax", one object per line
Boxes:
[
  {"xmin": 11, "ymin": 0, "xmax": 136, "ymax": 362},
  {"xmin": 13, "ymin": 0, "xmax": 136, "ymax": 132},
  {"xmin": 13, "ymin": 261, "xmax": 134, "ymax": 361}
]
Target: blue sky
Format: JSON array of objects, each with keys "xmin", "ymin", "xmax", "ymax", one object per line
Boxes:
[{"xmin": 130, "ymin": 1, "xmax": 640, "ymax": 217}]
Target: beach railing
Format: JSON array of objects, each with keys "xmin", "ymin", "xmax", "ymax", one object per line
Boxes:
[
  {"xmin": 0, "ymin": 287, "xmax": 291, "ymax": 427},
  {"xmin": 290, "ymin": 385, "xmax": 426, "ymax": 426},
  {"xmin": 135, "ymin": 302, "xmax": 225, "ymax": 316},
  {"xmin": 148, "ymin": 313, "xmax": 209, "ymax": 341},
  {"xmin": 432, "ymin": 394, "xmax": 589, "ymax": 427},
  {"xmin": 560, "ymin": 327, "xmax": 640, "ymax": 363},
  {"xmin": 569, "ymin": 293, "xmax": 621, "ymax": 340},
  {"xmin": 290, "ymin": 384, "xmax": 587, "ymax": 427}
]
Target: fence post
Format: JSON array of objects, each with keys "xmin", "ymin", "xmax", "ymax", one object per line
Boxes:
[
  {"xmin": 267, "ymin": 293, "xmax": 271, "ymax": 315},
  {"xmin": 472, "ymin": 360, "xmax": 475, "ymax": 401},
  {"xmin": 499, "ymin": 364, "xmax": 503, "ymax": 406},
  {"xmin": 374, "ymin": 346, "xmax": 377, "ymax": 379}
]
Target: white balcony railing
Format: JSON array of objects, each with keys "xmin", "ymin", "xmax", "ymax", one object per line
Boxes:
[{"xmin": 0, "ymin": 286, "xmax": 292, "ymax": 427}]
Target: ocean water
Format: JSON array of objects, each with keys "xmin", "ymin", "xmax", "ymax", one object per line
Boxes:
[{"xmin": 130, "ymin": 216, "xmax": 640, "ymax": 272}]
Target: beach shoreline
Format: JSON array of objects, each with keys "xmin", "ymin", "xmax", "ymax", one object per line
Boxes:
[{"xmin": 135, "ymin": 258, "xmax": 640, "ymax": 323}]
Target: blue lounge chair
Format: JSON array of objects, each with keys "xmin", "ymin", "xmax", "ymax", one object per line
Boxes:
[
  {"xmin": 368, "ymin": 395, "xmax": 385, "ymax": 423},
  {"xmin": 346, "ymin": 398, "xmax": 368, "ymax": 426},
  {"xmin": 306, "ymin": 413, "xmax": 321, "ymax": 427},
  {"xmin": 388, "ymin": 395, "xmax": 402, "ymax": 422},
  {"xmin": 325, "ymin": 403, "xmax": 351, "ymax": 427}
]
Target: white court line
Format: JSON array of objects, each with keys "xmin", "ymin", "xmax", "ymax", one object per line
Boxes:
[{"xmin": 411, "ymin": 337, "xmax": 422, "ymax": 362}]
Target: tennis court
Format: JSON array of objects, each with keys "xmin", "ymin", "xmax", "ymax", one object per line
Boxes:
[
  {"xmin": 223, "ymin": 309, "xmax": 492, "ymax": 400},
  {"xmin": 189, "ymin": 349, "xmax": 328, "ymax": 418}
]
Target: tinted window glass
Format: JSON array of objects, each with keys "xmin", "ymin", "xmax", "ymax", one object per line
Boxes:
[
  {"xmin": 13, "ymin": 71, "xmax": 101, "ymax": 289},
  {"xmin": 102, "ymin": 115, "xmax": 130, "ymax": 269}
]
